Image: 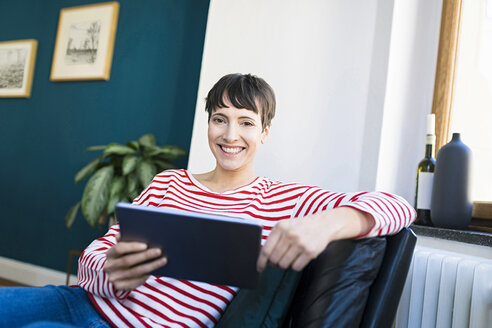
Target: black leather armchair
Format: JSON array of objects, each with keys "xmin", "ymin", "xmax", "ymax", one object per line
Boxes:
[
  {"xmin": 284, "ymin": 227, "xmax": 417, "ymax": 328},
  {"xmin": 360, "ymin": 227, "xmax": 417, "ymax": 328},
  {"xmin": 216, "ymin": 228, "xmax": 417, "ymax": 328}
]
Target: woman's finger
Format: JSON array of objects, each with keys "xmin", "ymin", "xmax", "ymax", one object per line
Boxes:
[
  {"xmin": 105, "ymin": 247, "xmax": 161, "ymax": 273},
  {"xmin": 268, "ymin": 234, "xmax": 291, "ymax": 266},
  {"xmin": 257, "ymin": 227, "xmax": 282, "ymax": 272},
  {"xmin": 109, "ymin": 256, "xmax": 167, "ymax": 282},
  {"xmin": 106, "ymin": 241, "xmax": 148, "ymax": 259},
  {"xmin": 277, "ymin": 245, "xmax": 302, "ymax": 270},
  {"xmin": 291, "ymin": 252, "xmax": 315, "ymax": 271}
]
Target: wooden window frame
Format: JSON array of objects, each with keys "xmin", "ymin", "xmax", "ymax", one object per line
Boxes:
[
  {"xmin": 431, "ymin": 0, "xmax": 463, "ymax": 152},
  {"xmin": 432, "ymin": 0, "xmax": 492, "ymax": 231}
]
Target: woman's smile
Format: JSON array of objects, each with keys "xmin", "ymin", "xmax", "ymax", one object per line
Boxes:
[{"xmin": 218, "ymin": 145, "xmax": 245, "ymax": 155}]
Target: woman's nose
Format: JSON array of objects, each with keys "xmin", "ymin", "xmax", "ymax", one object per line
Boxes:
[{"xmin": 223, "ymin": 123, "xmax": 239, "ymax": 142}]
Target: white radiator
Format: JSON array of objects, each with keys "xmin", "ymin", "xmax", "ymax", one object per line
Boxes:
[{"xmin": 395, "ymin": 246, "xmax": 492, "ymax": 328}]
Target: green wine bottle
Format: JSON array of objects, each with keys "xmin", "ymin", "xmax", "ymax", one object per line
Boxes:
[{"xmin": 415, "ymin": 114, "xmax": 436, "ymax": 225}]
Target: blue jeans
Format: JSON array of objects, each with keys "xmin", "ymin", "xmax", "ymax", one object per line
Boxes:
[{"xmin": 0, "ymin": 285, "xmax": 111, "ymax": 328}]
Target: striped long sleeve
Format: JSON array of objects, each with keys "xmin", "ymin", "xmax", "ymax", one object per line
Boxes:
[
  {"xmin": 292, "ymin": 188, "xmax": 416, "ymax": 238},
  {"xmin": 78, "ymin": 169, "xmax": 415, "ymax": 328},
  {"xmin": 78, "ymin": 225, "xmax": 131, "ymax": 300}
]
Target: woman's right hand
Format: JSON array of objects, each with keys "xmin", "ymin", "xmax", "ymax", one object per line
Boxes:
[{"xmin": 103, "ymin": 234, "xmax": 167, "ymax": 292}]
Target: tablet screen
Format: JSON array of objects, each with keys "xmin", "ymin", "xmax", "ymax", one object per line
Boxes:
[{"xmin": 116, "ymin": 202, "xmax": 262, "ymax": 289}]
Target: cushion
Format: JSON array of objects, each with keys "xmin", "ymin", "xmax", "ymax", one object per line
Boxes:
[
  {"xmin": 284, "ymin": 237, "xmax": 386, "ymax": 328},
  {"xmin": 215, "ymin": 266, "xmax": 302, "ymax": 328}
]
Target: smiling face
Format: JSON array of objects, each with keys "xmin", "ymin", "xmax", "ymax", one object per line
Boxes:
[{"xmin": 208, "ymin": 98, "xmax": 269, "ymax": 175}]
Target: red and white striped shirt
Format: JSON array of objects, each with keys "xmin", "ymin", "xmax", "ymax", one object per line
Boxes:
[{"xmin": 78, "ymin": 169, "xmax": 416, "ymax": 328}]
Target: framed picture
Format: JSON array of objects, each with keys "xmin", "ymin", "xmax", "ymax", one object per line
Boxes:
[
  {"xmin": 50, "ymin": 1, "xmax": 119, "ymax": 81},
  {"xmin": 0, "ymin": 39, "xmax": 38, "ymax": 98}
]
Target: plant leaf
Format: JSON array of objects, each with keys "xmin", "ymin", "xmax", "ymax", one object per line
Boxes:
[
  {"xmin": 81, "ymin": 166, "xmax": 114, "ymax": 227},
  {"xmin": 107, "ymin": 192, "xmax": 123, "ymax": 216},
  {"xmin": 141, "ymin": 144, "xmax": 158, "ymax": 158},
  {"xmin": 110, "ymin": 176, "xmax": 126, "ymax": 198},
  {"xmin": 122, "ymin": 155, "xmax": 139, "ymax": 175},
  {"xmin": 149, "ymin": 145, "xmax": 187, "ymax": 159},
  {"xmin": 107, "ymin": 175, "xmax": 130, "ymax": 216},
  {"xmin": 120, "ymin": 196, "xmax": 130, "ymax": 203},
  {"xmin": 85, "ymin": 145, "xmax": 107, "ymax": 151},
  {"xmin": 74, "ymin": 156, "xmax": 101, "ymax": 184},
  {"xmin": 98, "ymin": 207, "xmax": 108, "ymax": 226},
  {"xmin": 153, "ymin": 159, "xmax": 175, "ymax": 171},
  {"xmin": 145, "ymin": 146, "xmax": 163, "ymax": 157},
  {"xmin": 138, "ymin": 134, "xmax": 156, "ymax": 147},
  {"xmin": 164, "ymin": 145, "xmax": 187, "ymax": 158},
  {"xmin": 127, "ymin": 141, "xmax": 140, "ymax": 150},
  {"xmin": 103, "ymin": 176, "xmax": 125, "ymax": 217},
  {"xmin": 126, "ymin": 173, "xmax": 140, "ymax": 201},
  {"xmin": 65, "ymin": 201, "xmax": 81, "ymax": 228},
  {"xmin": 136, "ymin": 160, "xmax": 156, "ymax": 189},
  {"xmin": 104, "ymin": 143, "xmax": 136, "ymax": 156}
]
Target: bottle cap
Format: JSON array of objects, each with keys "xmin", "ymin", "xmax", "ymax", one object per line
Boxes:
[{"xmin": 426, "ymin": 114, "xmax": 435, "ymax": 135}]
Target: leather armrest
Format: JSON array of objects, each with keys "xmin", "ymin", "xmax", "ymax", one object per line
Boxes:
[{"xmin": 284, "ymin": 237, "xmax": 386, "ymax": 328}]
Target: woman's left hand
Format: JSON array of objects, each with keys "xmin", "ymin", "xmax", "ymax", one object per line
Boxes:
[{"xmin": 256, "ymin": 207, "xmax": 374, "ymax": 272}]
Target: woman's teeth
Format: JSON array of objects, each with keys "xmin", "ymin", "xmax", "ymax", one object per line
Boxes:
[{"xmin": 221, "ymin": 146, "xmax": 243, "ymax": 154}]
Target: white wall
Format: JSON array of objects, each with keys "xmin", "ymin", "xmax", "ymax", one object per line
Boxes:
[
  {"xmin": 375, "ymin": 0, "xmax": 443, "ymax": 201},
  {"xmin": 188, "ymin": 0, "xmax": 443, "ymax": 202}
]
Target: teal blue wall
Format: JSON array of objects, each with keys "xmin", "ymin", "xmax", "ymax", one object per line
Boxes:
[{"xmin": 0, "ymin": 0, "xmax": 209, "ymax": 273}]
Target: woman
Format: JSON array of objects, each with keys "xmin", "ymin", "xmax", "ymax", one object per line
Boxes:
[{"xmin": 0, "ymin": 73, "xmax": 415, "ymax": 328}]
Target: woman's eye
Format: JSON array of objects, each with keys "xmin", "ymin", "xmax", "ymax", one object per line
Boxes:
[
  {"xmin": 213, "ymin": 117, "xmax": 225, "ymax": 124},
  {"xmin": 242, "ymin": 121, "xmax": 254, "ymax": 127}
]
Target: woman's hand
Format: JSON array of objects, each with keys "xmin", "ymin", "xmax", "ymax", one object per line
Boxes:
[
  {"xmin": 256, "ymin": 207, "xmax": 374, "ymax": 272},
  {"xmin": 103, "ymin": 234, "xmax": 167, "ymax": 292},
  {"xmin": 256, "ymin": 215, "xmax": 332, "ymax": 272}
]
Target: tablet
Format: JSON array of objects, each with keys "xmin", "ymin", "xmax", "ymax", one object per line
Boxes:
[{"xmin": 115, "ymin": 202, "xmax": 262, "ymax": 289}]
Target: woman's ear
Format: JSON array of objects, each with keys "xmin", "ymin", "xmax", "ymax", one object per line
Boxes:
[{"xmin": 261, "ymin": 124, "xmax": 270, "ymax": 144}]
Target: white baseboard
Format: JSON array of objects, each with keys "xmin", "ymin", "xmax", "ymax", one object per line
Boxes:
[{"xmin": 0, "ymin": 256, "xmax": 77, "ymax": 286}]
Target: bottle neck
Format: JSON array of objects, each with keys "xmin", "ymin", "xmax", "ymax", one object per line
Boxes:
[
  {"xmin": 425, "ymin": 134, "xmax": 435, "ymax": 158},
  {"xmin": 425, "ymin": 143, "xmax": 434, "ymax": 158}
]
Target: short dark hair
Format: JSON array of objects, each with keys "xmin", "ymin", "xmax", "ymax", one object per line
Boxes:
[{"xmin": 205, "ymin": 73, "xmax": 276, "ymax": 130}]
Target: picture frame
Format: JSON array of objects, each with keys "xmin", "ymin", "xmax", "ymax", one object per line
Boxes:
[
  {"xmin": 0, "ymin": 39, "xmax": 38, "ymax": 98},
  {"xmin": 50, "ymin": 1, "xmax": 119, "ymax": 81}
]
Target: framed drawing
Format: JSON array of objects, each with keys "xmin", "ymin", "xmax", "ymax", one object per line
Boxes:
[
  {"xmin": 0, "ymin": 39, "xmax": 38, "ymax": 98},
  {"xmin": 50, "ymin": 1, "xmax": 119, "ymax": 81}
]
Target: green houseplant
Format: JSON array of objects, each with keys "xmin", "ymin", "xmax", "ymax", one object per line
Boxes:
[{"xmin": 65, "ymin": 133, "xmax": 187, "ymax": 228}]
